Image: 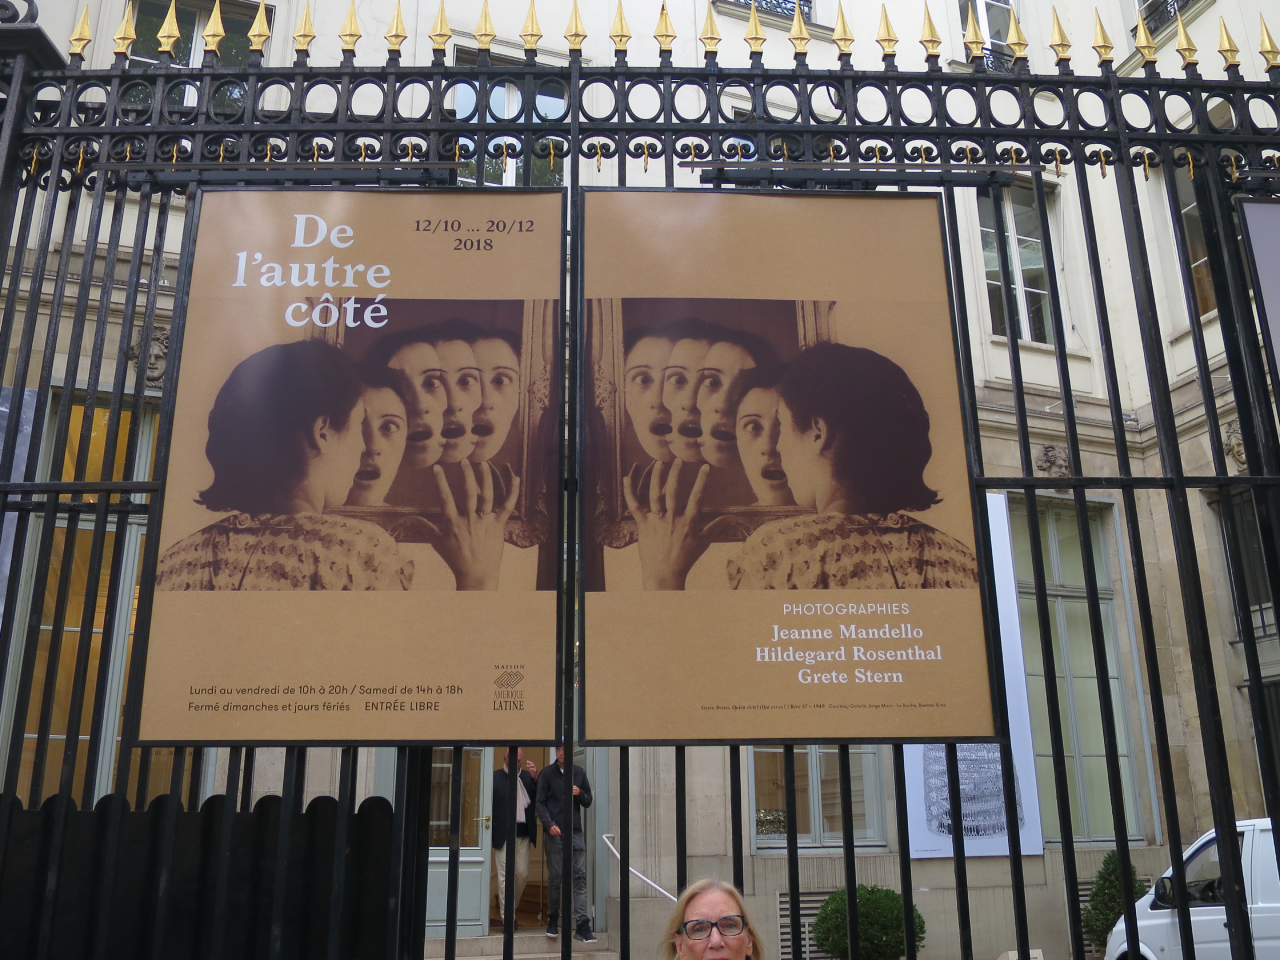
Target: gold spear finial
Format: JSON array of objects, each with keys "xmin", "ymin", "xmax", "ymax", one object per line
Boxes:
[
  {"xmin": 962, "ymin": 3, "xmax": 984, "ymax": 60},
  {"xmin": 1174, "ymin": 12, "xmax": 1198, "ymax": 66},
  {"xmin": 475, "ymin": 0, "xmax": 496, "ymax": 50},
  {"xmin": 832, "ymin": 2, "xmax": 853, "ymax": 55},
  {"xmin": 876, "ymin": 4, "xmax": 897, "ymax": 57},
  {"xmin": 202, "ymin": 0, "xmax": 226, "ymax": 55},
  {"xmin": 294, "ymin": 2, "xmax": 315, "ymax": 53},
  {"xmin": 69, "ymin": 5, "xmax": 92, "ymax": 58},
  {"xmin": 1133, "ymin": 12, "xmax": 1156, "ymax": 62},
  {"xmin": 1092, "ymin": 10, "xmax": 1113, "ymax": 63},
  {"xmin": 565, "ymin": 0, "xmax": 587, "ymax": 50},
  {"xmin": 920, "ymin": 4, "xmax": 941, "ymax": 58},
  {"xmin": 745, "ymin": 2, "xmax": 766, "ymax": 54},
  {"xmin": 157, "ymin": 0, "xmax": 182, "ymax": 55},
  {"xmin": 612, "ymin": 1, "xmax": 632, "ymax": 50},
  {"xmin": 655, "ymin": 1, "xmax": 676, "ymax": 51},
  {"xmin": 248, "ymin": 0, "xmax": 270, "ymax": 52},
  {"xmin": 386, "ymin": 0, "xmax": 408, "ymax": 52},
  {"xmin": 789, "ymin": 4, "xmax": 811, "ymax": 54},
  {"xmin": 340, "ymin": 1, "xmax": 363, "ymax": 53},
  {"xmin": 1218, "ymin": 17, "xmax": 1240, "ymax": 68},
  {"xmin": 522, "ymin": 0, "xmax": 542, "ymax": 50},
  {"xmin": 430, "ymin": 1, "xmax": 451, "ymax": 50},
  {"xmin": 113, "ymin": 2, "xmax": 138, "ymax": 56},
  {"xmin": 699, "ymin": 2, "xmax": 719, "ymax": 53},
  {"xmin": 1006, "ymin": 8, "xmax": 1028, "ymax": 60},
  {"xmin": 1049, "ymin": 7, "xmax": 1071, "ymax": 63},
  {"xmin": 1262, "ymin": 16, "xmax": 1280, "ymax": 69}
]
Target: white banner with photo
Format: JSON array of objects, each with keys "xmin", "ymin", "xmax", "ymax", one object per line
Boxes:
[{"xmin": 905, "ymin": 491, "xmax": 1044, "ymax": 858}]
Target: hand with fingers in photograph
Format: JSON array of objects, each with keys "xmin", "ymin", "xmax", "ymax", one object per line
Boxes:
[
  {"xmin": 622, "ymin": 459, "xmax": 733, "ymax": 591},
  {"xmin": 419, "ymin": 459, "xmax": 521, "ymax": 591}
]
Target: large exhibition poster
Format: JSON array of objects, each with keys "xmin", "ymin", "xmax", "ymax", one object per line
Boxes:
[
  {"xmin": 138, "ymin": 190, "xmax": 562, "ymax": 743},
  {"xmin": 581, "ymin": 190, "xmax": 993, "ymax": 743}
]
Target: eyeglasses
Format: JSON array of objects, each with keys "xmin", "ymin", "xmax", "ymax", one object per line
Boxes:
[{"xmin": 680, "ymin": 916, "xmax": 746, "ymax": 940}]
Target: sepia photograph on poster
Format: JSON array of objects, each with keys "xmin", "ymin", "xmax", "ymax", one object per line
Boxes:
[
  {"xmin": 581, "ymin": 189, "xmax": 995, "ymax": 744},
  {"xmin": 138, "ymin": 189, "xmax": 563, "ymax": 744}
]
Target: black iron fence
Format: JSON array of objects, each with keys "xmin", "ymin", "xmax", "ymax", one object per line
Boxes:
[{"xmin": 0, "ymin": 4, "xmax": 1277, "ymax": 960}]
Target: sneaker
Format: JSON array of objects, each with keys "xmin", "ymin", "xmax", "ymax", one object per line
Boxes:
[
  {"xmin": 574, "ymin": 920, "xmax": 598, "ymax": 943},
  {"xmin": 546, "ymin": 916, "xmax": 559, "ymax": 938}
]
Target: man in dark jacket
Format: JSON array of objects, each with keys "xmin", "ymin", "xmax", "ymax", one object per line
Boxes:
[
  {"xmin": 492, "ymin": 747, "xmax": 538, "ymax": 928},
  {"xmin": 535, "ymin": 743, "xmax": 596, "ymax": 942}
]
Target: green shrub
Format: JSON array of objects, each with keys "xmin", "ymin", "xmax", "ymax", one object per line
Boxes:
[
  {"xmin": 1081, "ymin": 850, "xmax": 1149, "ymax": 950},
  {"xmin": 811, "ymin": 887, "xmax": 926, "ymax": 960}
]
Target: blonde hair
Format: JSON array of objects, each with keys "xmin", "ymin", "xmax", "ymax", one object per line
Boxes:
[{"xmin": 659, "ymin": 879, "xmax": 763, "ymax": 960}]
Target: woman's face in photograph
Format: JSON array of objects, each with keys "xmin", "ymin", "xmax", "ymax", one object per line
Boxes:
[
  {"xmin": 775, "ymin": 397, "xmax": 821, "ymax": 510},
  {"xmin": 663, "ymin": 338, "xmax": 710, "ymax": 464},
  {"xmin": 346, "ymin": 387, "xmax": 407, "ymax": 506},
  {"xmin": 469, "ymin": 337, "xmax": 521, "ymax": 462},
  {"xmin": 736, "ymin": 387, "xmax": 794, "ymax": 506},
  {"xmin": 624, "ymin": 335, "xmax": 675, "ymax": 463},
  {"xmin": 697, "ymin": 342, "xmax": 755, "ymax": 469},
  {"xmin": 387, "ymin": 342, "xmax": 446, "ymax": 470},
  {"xmin": 434, "ymin": 339, "xmax": 483, "ymax": 463},
  {"xmin": 674, "ymin": 890, "xmax": 753, "ymax": 960},
  {"xmin": 317, "ymin": 399, "xmax": 366, "ymax": 510}
]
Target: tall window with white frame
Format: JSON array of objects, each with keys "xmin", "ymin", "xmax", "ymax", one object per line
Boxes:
[
  {"xmin": 960, "ymin": 0, "xmax": 1016, "ymax": 66},
  {"xmin": 751, "ymin": 745, "xmax": 883, "ymax": 850},
  {"xmin": 978, "ymin": 183, "xmax": 1053, "ymax": 346},
  {"xmin": 1010, "ymin": 498, "xmax": 1143, "ymax": 842}
]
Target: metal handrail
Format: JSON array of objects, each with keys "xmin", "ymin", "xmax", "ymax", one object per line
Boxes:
[{"xmin": 601, "ymin": 834, "xmax": 677, "ymax": 902}]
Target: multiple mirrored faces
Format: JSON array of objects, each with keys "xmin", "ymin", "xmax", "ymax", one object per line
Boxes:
[
  {"xmin": 360, "ymin": 329, "xmax": 523, "ymax": 504},
  {"xmin": 624, "ymin": 333, "xmax": 783, "ymax": 503}
]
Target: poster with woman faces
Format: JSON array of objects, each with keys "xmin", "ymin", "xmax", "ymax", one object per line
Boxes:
[
  {"xmin": 582, "ymin": 190, "xmax": 994, "ymax": 743},
  {"xmin": 138, "ymin": 189, "xmax": 562, "ymax": 743}
]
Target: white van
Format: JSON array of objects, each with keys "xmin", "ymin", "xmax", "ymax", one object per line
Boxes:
[{"xmin": 1103, "ymin": 819, "xmax": 1279, "ymax": 959}]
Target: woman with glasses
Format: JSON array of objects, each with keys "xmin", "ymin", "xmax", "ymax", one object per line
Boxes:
[{"xmin": 660, "ymin": 878, "xmax": 763, "ymax": 960}]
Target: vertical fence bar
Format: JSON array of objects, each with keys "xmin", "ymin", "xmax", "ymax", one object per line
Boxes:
[
  {"xmin": 207, "ymin": 746, "xmax": 242, "ymax": 960},
  {"xmin": 782, "ymin": 745, "xmax": 802, "ymax": 960},
  {"xmin": 268, "ymin": 747, "xmax": 299, "ymax": 960},
  {"xmin": 675, "ymin": 744, "xmax": 686, "ymax": 893},
  {"xmin": 943, "ymin": 745, "xmax": 972, "ymax": 960},
  {"xmin": 890, "ymin": 745, "xmax": 917, "ymax": 960},
  {"xmin": 444, "ymin": 746, "xmax": 464, "ymax": 960},
  {"xmin": 729, "ymin": 745, "xmax": 744, "ymax": 892},
  {"xmin": 619, "ymin": 745, "xmax": 630, "ymax": 960},
  {"xmin": 502, "ymin": 745, "xmax": 518, "ymax": 960},
  {"xmin": 328, "ymin": 746, "xmax": 355, "ymax": 960},
  {"xmin": 837, "ymin": 745, "xmax": 860, "ymax": 960}
]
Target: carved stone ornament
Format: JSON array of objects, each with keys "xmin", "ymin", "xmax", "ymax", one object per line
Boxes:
[
  {"xmin": 1034, "ymin": 444, "xmax": 1072, "ymax": 479},
  {"xmin": 1223, "ymin": 419, "xmax": 1248, "ymax": 474},
  {"xmin": 127, "ymin": 326, "xmax": 170, "ymax": 387}
]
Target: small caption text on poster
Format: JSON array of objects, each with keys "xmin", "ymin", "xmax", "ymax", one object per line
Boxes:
[{"xmin": 185, "ymin": 681, "xmax": 463, "ymax": 715}]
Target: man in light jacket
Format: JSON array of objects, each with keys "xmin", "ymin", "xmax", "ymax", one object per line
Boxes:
[{"xmin": 492, "ymin": 747, "xmax": 538, "ymax": 928}]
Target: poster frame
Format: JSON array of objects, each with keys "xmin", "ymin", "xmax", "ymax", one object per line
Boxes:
[
  {"xmin": 133, "ymin": 185, "xmax": 569, "ymax": 748},
  {"xmin": 573, "ymin": 185, "xmax": 1011, "ymax": 747}
]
